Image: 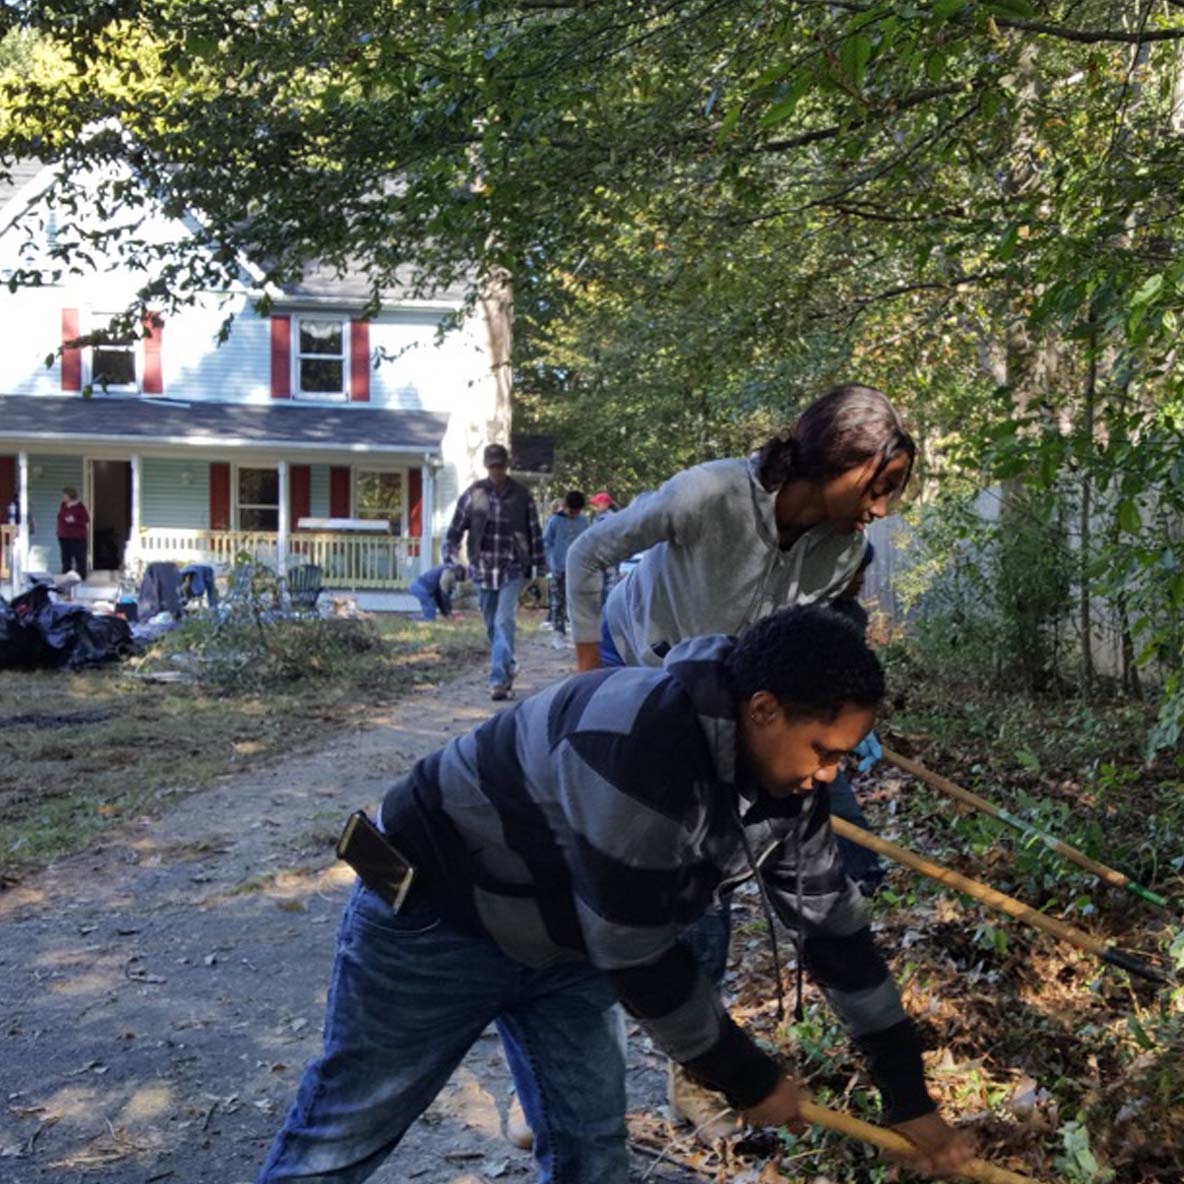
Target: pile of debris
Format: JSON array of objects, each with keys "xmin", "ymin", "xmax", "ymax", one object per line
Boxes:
[{"xmin": 0, "ymin": 584, "xmax": 135, "ymax": 670}]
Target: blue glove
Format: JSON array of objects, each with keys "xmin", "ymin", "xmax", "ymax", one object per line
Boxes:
[{"xmin": 854, "ymin": 730, "xmax": 882, "ymax": 774}]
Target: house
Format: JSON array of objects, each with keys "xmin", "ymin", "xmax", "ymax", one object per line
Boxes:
[{"xmin": 0, "ymin": 159, "xmax": 510, "ymax": 606}]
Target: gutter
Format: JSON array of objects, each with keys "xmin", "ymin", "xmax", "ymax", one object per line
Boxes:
[{"xmin": 0, "ymin": 429, "xmax": 442, "ymax": 455}]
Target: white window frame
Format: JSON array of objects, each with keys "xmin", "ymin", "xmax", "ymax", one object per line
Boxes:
[
  {"xmin": 234, "ymin": 464, "xmax": 281, "ymax": 533},
  {"xmin": 292, "ymin": 315, "xmax": 349, "ymax": 400},
  {"xmin": 353, "ymin": 465, "xmax": 408, "ymax": 535},
  {"xmin": 84, "ymin": 310, "xmax": 140, "ymax": 395}
]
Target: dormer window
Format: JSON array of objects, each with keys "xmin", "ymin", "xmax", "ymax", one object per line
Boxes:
[{"xmin": 296, "ymin": 317, "xmax": 347, "ymax": 398}]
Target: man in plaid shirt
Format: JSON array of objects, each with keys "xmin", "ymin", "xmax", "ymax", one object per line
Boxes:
[{"xmin": 444, "ymin": 443, "xmax": 545, "ymax": 700}]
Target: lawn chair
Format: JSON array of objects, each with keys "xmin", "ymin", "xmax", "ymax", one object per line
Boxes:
[{"xmin": 286, "ymin": 563, "xmax": 324, "ymax": 615}]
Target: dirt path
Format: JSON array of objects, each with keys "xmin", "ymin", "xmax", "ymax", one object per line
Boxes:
[{"xmin": 0, "ymin": 631, "xmax": 694, "ymax": 1184}]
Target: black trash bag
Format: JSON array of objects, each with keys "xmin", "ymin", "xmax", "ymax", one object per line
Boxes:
[
  {"xmin": 36, "ymin": 602, "xmax": 134, "ymax": 669},
  {"xmin": 0, "ymin": 593, "xmax": 52, "ymax": 669},
  {"xmin": 0, "ymin": 586, "xmax": 134, "ymax": 670}
]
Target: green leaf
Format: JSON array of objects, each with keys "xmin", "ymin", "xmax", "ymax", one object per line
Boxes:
[
  {"xmin": 716, "ymin": 104, "xmax": 742, "ymax": 139},
  {"xmin": 932, "ymin": 0, "xmax": 968, "ymax": 18},
  {"xmin": 1118, "ymin": 499, "xmax": 1141, "ymax": 533},
  {"xmin": 925, "ymin": 51, "xmax": 946, "ymax": 84},
  {"xmin": 839, "ymin": 34, "xmax": 873, "ymax": 90},
  {"xmin": 1127, "ymin": 1015, "xmax": 1156, "ymax": 1051},
  {"xmin": 759, "ymin": 75, "xmax": 812, "ymax": 127},
  {"xmin": 1131, "ymin": 273, "xmax": 1164, "ymax": 306},
  {"xmin": 998, "ymin": 223, "xmax": 1019, "ymax": 260}
]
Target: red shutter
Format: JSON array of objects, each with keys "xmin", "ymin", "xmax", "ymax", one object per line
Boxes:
[
  {"xmin": 270, "ymin": 316, "xmax": 291, "ymax": 399},
  {"xmin": 210, "ymin": 463, "xmax": 231, "ymax": 531},
  {"xmin": 143, "ymin": 311, "xmax": 163, "ymax": 395},
  {"xmin": 329, "ymin": 466, "xmax": 351, "ymax": 518},
  {"xmin": 407, "ymin": 467, "xmax": 423, "ymax": 557},
  {"xmin": 349, "ymin": 320, "xmax": 370, "ymax": 402},
  {"xmin": 290, "ymin": 464, "xmax": 311, "ymax": 529},
  {"xmin": 61, "ymin": 308, "xmax": 82, "ymax": 391},
  {"xmin": 0, "ymin": 457, "xmax": 14, "ymax": 523}
]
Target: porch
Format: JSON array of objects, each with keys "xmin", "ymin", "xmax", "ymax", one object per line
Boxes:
[
  {"xmin": 0, "ymin": 396, "xmax": 453, "ymax": 601},
  {"xmin": 137, "ymin": 526, "xmax": 441, "ymax": 589}
]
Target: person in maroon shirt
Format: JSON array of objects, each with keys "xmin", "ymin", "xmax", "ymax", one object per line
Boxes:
[{"xmin": 56, "ymin": 486, "xmax": 90, "ymax": 578}]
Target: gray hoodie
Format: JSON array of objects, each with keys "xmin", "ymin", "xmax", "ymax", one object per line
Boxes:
[{"xmin": 566, "ymin": 456, "xmax": 866, "ymax": 662}]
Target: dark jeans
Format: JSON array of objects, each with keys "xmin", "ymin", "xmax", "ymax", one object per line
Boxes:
[
  {"xmin": 59, "ymin": 537, "xmax": 87, "ymax": 579},
  {"xmin": 548, "ymin": 570, "xmax": 568, "ymax": 634},
  {"xmin": 259, "ymin": 883, "xmax": 627, "ymax": 1183}
]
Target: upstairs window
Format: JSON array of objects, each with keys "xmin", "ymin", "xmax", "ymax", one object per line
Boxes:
[
  {"xmin": 90, "ymin": 313, "xmax": 138, "ymax": 391},
  {"xmin": 296, "ymin": 317, "xmax": 347, "ymax": 398}
]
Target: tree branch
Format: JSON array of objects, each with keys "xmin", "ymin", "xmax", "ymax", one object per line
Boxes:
[
  {"xmin": 756, "ymin": 85, "xmax": 963, "ymax": 153},
  {"xmin": 995, "ymin": 18, "xmax": 1184, "ymax": 44}
]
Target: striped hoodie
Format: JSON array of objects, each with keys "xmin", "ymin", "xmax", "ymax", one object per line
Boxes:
[{"xmin": 378, "ymin": 634, "xmax": 934, "ymax": 1122}]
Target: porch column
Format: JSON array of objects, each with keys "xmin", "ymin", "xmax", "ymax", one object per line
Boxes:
[
  {"xmin": 277, "ymin": 460, "xmax": 289, "ymax": 573},
  {"xmin": 15, "ymin": 450, "xmax": 29, "ymax": 587},
  {"xmin": 128, "ymin": 454, "xmax": 142, "ymax": 571},
  {"xmin": 421, "ymin": 458, "xmax": 436, "ymax": 568}
]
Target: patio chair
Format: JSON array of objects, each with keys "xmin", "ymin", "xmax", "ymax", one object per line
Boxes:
[{"xmin": 286, "ymin": 563, "xmax": 324, "ymax": 615}]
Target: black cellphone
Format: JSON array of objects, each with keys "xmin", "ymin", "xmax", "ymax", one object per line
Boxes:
[{"xmin": 336, "ymin": 810, "xmax": 417, "ymax": 913}]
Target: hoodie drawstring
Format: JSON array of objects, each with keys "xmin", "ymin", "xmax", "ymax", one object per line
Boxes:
[{"xmin": 734, "ymin": 812, "xmax": 806, "ymax": 1025}]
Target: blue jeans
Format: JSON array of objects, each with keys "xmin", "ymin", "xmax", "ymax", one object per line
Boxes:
[
  {"xmin": 478, "ymin": 578, "xmax": 523, "ymax": 687},
  {"xmin": 600, "ymin": 617, "xmax": 624, "ymax": 667},
  {"xmin": 259, "ymin": 883, "xmax": 627, "ymax": 1183},
  {"xmin": 407, "ymin": 577, "xmax": 436, "ymax": 621}
]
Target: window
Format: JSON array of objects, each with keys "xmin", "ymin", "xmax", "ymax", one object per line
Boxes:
[
  {"xmin": 296, "ymin": 317, "xmax": 346, "ymax": 397},
  {"xmin": 91, "ymin": 313, "xmax": 137, "ymax": 391},
  {"xmin": 355, "ymin": 470, "xmax": 404, "ymax": 533},
  {"xmin": 238, "ymin": 467, "xmax": 279, "ymax": 531}
]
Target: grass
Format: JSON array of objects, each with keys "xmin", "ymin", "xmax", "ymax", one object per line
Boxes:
[{"xmin": 0, "ymin": 613, "xmax": 489, "ymax": 879}]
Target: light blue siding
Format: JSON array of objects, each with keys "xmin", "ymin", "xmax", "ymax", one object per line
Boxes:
[
  {"xmin": 26, "ymin": 454, "xmax": 83, "ymax": 571},
  {"xmin": 141, "ymin": 459, "xmax": 210, "ymax": 528}
]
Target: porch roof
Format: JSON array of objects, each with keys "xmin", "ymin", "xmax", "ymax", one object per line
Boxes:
[{"xmin": 0, "ymin": 396, "xmax": 449, "ymax": 457}]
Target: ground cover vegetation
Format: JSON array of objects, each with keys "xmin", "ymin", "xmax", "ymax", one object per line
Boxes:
[
  {"xmin": 3, "ymin": 1, "xmax": 1184, "ymax": 1178},
  {"xmin": 0, "ymin": 605, "xmax": 487, "ymax": 879}
]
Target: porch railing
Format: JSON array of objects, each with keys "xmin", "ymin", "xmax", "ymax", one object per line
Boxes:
[
  {"xmin": 137, "ymin": 528, "xmax": 432, "ymax": 590},
  {"xmin": 0, "ymin": 523, "xmax": 14, "ymax": 583}
]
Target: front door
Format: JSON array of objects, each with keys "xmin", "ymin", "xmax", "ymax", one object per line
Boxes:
[{"xmin": 89, "ymin": 460, "xmax": 132, "ymax": 572}]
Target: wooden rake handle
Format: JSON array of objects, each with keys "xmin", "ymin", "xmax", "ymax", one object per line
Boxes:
[
  {"xmin": 882, "ymin": 748, "xmax": 1168, "ymax": 908},
  {"xmin": 830, "ymin": 816, "xmax": 1170, "ymax": 984},
  {"xmin": 799, "ymin": 1099, "xmax": 1039, "ymax": 1184}
]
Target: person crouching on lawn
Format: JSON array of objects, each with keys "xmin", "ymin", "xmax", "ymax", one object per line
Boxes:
[{"xmin": 257, "ymin": 606, "xmax": 976, "ymax": 1184}]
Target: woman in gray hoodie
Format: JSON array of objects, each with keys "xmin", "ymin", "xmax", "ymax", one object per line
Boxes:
[
  {"xmin": 567, "ymin": 385, "xmax": 913, "ymax": 671},
  {"xmin": 563, "ymin": 383, "xmax": 915, "ymax": 1137}
]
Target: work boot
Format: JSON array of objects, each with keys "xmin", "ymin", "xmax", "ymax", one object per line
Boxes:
[
  {"xmin": 506, "ymin": 1092, "xmax": 533, "ymax": 1150},
  {"xmin": 667, "ymin": 1061, "xmax": 742, "ymax": 1144},
  {"xmin": 491, "ymin": 684, "xmax": 511, "ymax": 702}
]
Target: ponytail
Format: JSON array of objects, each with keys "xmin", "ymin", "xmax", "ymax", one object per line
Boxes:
[{"xmin": 756, "ymin": 385, "xmax": 915, "ymax": 493}]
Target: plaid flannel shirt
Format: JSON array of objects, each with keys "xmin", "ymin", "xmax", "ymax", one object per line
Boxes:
[{"xmin": 444, "ymin": 479, "xmax": 545, "ymax": 591}]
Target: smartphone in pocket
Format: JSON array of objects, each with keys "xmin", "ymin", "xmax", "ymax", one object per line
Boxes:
[{"xmin": 336, "ymin": 810, "xmax": 417, "ymax": 913}]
